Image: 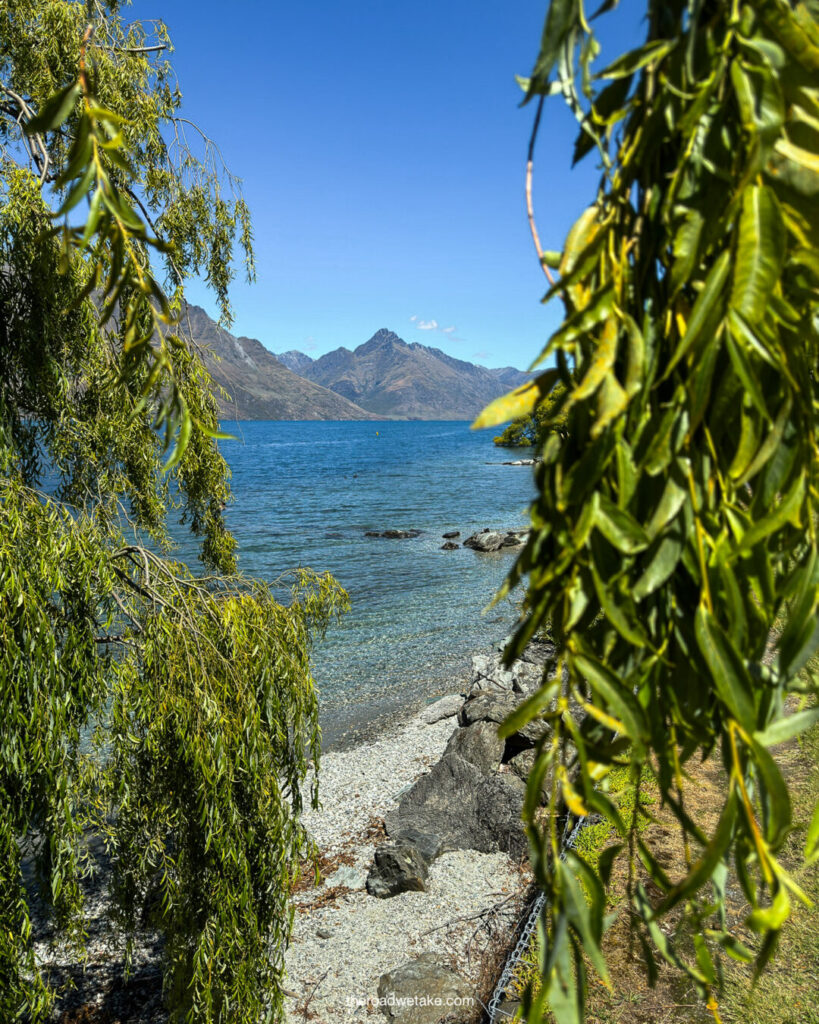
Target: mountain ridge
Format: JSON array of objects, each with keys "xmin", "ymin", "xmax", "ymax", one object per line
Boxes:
[
  {"xmin": 186, "ymin": 305, "xmax": 378, "ymax": 421},
  {"xmin": 276, "ymin": 329, "xmax": 529, "ymax": 420}
]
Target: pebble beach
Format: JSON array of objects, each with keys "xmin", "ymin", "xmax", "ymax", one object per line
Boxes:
[{"xmin": 284, "ymin": 703, "xmax": 529, "ymax": 1022}]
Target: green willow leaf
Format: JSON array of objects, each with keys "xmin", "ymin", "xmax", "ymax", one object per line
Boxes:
[
  {"xmin": 730, "ymin": 184, "xmax": 786, "ymax": 324},
  {"xmin": 694, "ymin": 606, "xmax": 757, "ymax": 731},
  {"xmin": 571, "ymin": 648, "xmax": 649, "ymax": 743},
  {"xmin": 598, "ymin": 38, "xmax": 676, "ymax": 79},
  {"xmin": 25, "ymin": 81, "xmax": 81, "ymax": 133},
  {"xmin": 593, "ymin": 494, "xmax": 649, "ymax": 554},
  {"xmin": 664, "ymin": 250, "xmax": 731, "ymax": 377}
]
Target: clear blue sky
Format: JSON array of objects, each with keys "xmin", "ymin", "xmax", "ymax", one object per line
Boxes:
[{"xmin": 132, "ymin": 1, "xmax": 644, "ymax": 371}]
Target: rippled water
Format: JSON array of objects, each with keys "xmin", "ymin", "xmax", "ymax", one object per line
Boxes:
[{"xmin": 180, "ymin": 420, "xmax": 536, "ymax": 746}]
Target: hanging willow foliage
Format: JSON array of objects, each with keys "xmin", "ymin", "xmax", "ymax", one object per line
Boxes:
[
  {"xmin": 1, "ymin": 4, "xmax": 349, "ymax": 1022},
  {"xmin": 476, "ymin": 1, "xmax": 819, "ymax": 1020}
]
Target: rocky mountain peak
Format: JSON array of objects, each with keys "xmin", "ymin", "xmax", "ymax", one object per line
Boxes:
[{"xmin": 359, "ymin": 328, "xmax": 406, "ymax": 353}]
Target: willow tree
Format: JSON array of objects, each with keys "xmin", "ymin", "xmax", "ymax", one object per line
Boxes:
[
  {"xmin": 0, "ymin": 4, "xmax": 347, "ymax": 1022},
  {"xmin": 476, "ymin": 1, "xmax": 819, "ymax": 1020}
]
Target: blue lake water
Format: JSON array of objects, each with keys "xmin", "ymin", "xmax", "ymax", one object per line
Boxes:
[{"xmin": 178, "ymin": 421, "xmax": 536, "ymax": 746}]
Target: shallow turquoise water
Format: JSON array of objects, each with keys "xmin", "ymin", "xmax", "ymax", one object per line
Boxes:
[{"xmin": 178, "ymin": 420, "xmax": 535, "ymax": 745}]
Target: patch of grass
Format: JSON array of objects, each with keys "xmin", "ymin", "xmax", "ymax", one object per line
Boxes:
[
  {"xmin": 716, "ymin": 723, "xmax": 819, "ymax": 1024},
  {"xmin": 504, "ymin": 721, "xmax": 819, "ymax": 1023},
  {"xmin": 510, "ymin": 763, "xmax": 657, "ymax": 1001}
]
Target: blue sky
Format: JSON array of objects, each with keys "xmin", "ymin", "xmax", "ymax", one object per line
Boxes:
[{"xmin": 132, "ymin": 1, "xmax": 644, "ymax": 371}]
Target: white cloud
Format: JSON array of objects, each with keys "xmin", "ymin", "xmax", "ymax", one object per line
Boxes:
[
  {"xmin": 473, "ymin": 350, "xmax": 490, "ymax": 361},
  {"xmin": 410, "ymin": 316, "xmax": 464, "ymax": 342}
]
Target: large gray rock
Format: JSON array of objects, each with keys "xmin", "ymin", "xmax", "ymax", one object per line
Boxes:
[
  {"xmin": 420, "ymin": 694, "xmax": 463, "ymax": 725},
  {"xmin": 458, "ymin": 688, "xmax": 551, "ymax": 758},
  {"xmin": 366, "ymin": 843, "xmax": 428, "ymax": 898},
  {"xmin": 508, "ymin": 748, "xmax": 551, "ymax": 803},
  {"xmin": 377, "ymin": 954, "xmax": 477, "ymax": 1024},
  {"xmin": 391, "ymin": 827, "xmax": 444, "ymax": 865},
  {"xmin": 457, "ymin": 690, "xmax": 517, "ymax": 727},
  {"xmin": 468, "ymin": 651, "xmax": 544, "ymax": 697},
  {"xmin": 385, "ymin": 753, "xmax": 527, "ymax": 857},
  {"xmin": 444, "ymin": 721, "xmax": 504, "ymax": 774},
  {"xmin": 463, "ymin": 530, "xmax": 506, "ymax": 552},
  {"xmin": 469, "ymin": 652, "xmax": 516, "ymax": 694}
]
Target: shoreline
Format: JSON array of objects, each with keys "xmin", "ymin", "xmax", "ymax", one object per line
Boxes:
[
  {"xmin": 37, "ymin": 636, "xmax": 538, "ymax": 1024},
  {"xmin": 285, "ymin": 689, "xmax": 531, "ymax": 1023}
]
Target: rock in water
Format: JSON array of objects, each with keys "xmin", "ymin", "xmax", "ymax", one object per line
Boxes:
[
  {"xmin": 462, "ymin": 530, "xmax": 505, "ymax": 552},
  {"xmin": 366, "ymin": 843, "xmax": 428, "ymax": 898},
  {"xmin": 444, "ymin": 721, "xmax": 504, "ymax": 774},
  {"xmin": 377, "ymin": 955, "xmax": 477, "ymax": 1024},
  {"xmin": 364, "ymin": 529, "xmax": 422, "ymax": 539},
  {"xmin": 440, "ymin": 541, "xmax": 459, "ymax": 550},
  {"xmin": 441, "ymin": 530, "xmax": 460, "ymax": 539}
]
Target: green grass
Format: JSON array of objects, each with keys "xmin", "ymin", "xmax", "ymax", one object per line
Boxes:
[
  {"xmin": 717, "ymin": 722, "xmax": 819, "ymax": 1024},
  {"xmin": 511, "ymin": 762, "xmax": 656, "ymax": 998}
]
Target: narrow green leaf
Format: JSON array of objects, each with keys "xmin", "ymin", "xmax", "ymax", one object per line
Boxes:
[
  {"xmin": 739, "ymin": 473, "xmax": 805, "ymax": 552},
  {"xmin": 694, "ymin": 606, "xmax": 757, "ymax": 731},
  {"xmin": 664, "ymin": 251, "xmax": 731, "ymax": 377},
  {"xmin": 472, "ymin": 369, "xmax": 559, "ymax": 431},
  {"xmin": 730, "ymin": 185, "xmax": 786, "ymax": 324},
  {"xmin": 754, "ymin": 707, "xmax": 819, "ymax": 747},
  {"xmin": 593, "ymin": 494, "xmax": 649, "ymax": 554},
  {"xmin": 571, "ymin": 647, "xmax": 648, "ymax": 743},
  {"xmin": 25, "ymin": 82, "xmax": 81, "ymax": 133},
  {"xmin": 598, "ymin": 38, "xmax": 676, "ymax": 79}
]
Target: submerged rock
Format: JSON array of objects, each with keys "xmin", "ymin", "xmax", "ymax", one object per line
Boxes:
[
  {"xmin": 365, "ymin": 529, "xmax": 423, "ymax": 539},
  {"xmin": 463, "ymin": 529, "xmax": 528, "ymax": 552},
  {"xmin": 441, "ymin": 530, "xmax": 460, "ymax": 539}
]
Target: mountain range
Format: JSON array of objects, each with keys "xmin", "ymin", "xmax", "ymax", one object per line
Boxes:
[{"xmin": 188, "ymin": 305, "xmax": 528, "ymax": 421}]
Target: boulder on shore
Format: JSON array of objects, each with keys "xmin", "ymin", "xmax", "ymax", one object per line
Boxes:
[
  {"xmin": 377, "ymin": 955, "xmax": 476, "ymax": 1024},
  {"xmin": 385, "ymin": 752, "xmax": 527, "ymax": 858},
  {"xmin": 420, "ymin": 694, "xmax": 463, "ymax": 725},
  {"xmin": 443, "ymin": 721, "xmax": 504, "ymax": 774},
  {"xmin": 366, "ymin": 843, "xmax": 428, "ymax": 899}
]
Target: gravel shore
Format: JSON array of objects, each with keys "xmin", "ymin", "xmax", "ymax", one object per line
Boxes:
[
  {"xmin": 35, "ymin": 695, "xmax": 529, "ymax": 1024},
  {"xmin": 285, "ymin": 704, "xmax": 529, "ymax": 1023}
]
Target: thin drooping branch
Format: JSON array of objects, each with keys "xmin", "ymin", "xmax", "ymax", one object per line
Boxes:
[
  {"xmin": 526, "ymin": 95, "xmax": 554, "ymax": 287},
  {"xmin": 0, "ymin": 83, "xmax": 50, "ymax": 183},
  {"xmin": 110, "ymin": 44, "xmax": 167, "ymax": 54}
]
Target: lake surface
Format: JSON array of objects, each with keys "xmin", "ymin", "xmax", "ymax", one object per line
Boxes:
[{"xmin": 179, "ymin": 421, "xmax": 536, "ymax": 747}]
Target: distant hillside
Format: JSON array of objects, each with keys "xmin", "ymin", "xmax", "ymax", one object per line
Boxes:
[
  {"xmin": 278, "ymin": 329, "xmax": 529, "ymax": 420},
  {"xmin": 185, "ymin": 305, "xmax": 377, "ymax": 421},
  {"xmin": 276, "ymin": 349, "xmax": 316, "ymax": 376}
]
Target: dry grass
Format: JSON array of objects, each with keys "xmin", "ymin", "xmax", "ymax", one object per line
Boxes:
[{"xmin": 510, "ymin": 717, "xmax": 819, "ymax": 1024}]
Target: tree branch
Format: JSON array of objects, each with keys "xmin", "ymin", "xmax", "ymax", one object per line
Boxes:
[{"xmin": 526, "ymin": 95, "xmax": 555, "ymax": 287}]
